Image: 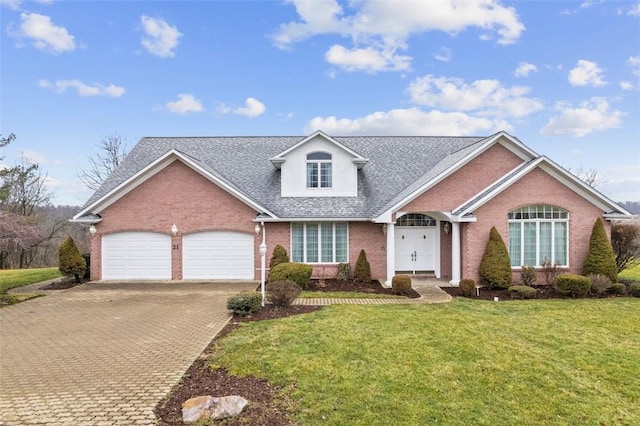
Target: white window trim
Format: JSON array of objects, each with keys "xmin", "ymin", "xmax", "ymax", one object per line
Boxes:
[
  {"xmin": 508, "ymin": 214, "xmax": 569, "ymax": 268},
  {"xmin": 291, "ymin": 222, "xmax": 349, "ymax": 264},
  {"xmin": 306, "ymin": 153, "xmax": 332, "ymax": 189}
]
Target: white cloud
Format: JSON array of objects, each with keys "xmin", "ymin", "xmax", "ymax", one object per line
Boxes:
[
  {"xmin": 233, "ymin": 97, "xmax": 266, "ymax": 118},
  {"xmin": 620, "ymin": 81, "xmax": 634, "ymax": 90},
  {"xmin": 305, "ymin": 108, "xmax": 504, "ymax": 136},
  {"xmin": 514, "ymin": 62, "xmax": 538, "ymax": 78},
  {"xmin": 10, "ymin": 12, "xmax": 75, "ymax": 53},
  {"xmin": 628, "ymin": 55, "xmax": 640, "ymax": 76},
  {"xmin": 599, "ymin": 165, "xmax": 640, "ymax": 202},
  {"xmin": 628, "ymin": 2, "xmax": 640, "ymax": 16},
  {"xmin": 325, "ymin": 44, "xmax": 410, "ymax": 72},
  {"xmin": 0, "ymin": 0, "xmax": 53, "ymax": 8},
  {"xmin": 568, "ymin": 59, "xmax": 607, "ymax": 87},
  {"xmin": 20, "ymin": 149, "xmax": 48, "ymax": 164},
  {"xmin": 140, "ymin": 15, "xmax": 182, "ymax": 58},
  {"xmin": 540, "ymin": 97, "xmax": 623, "ymax": 137},
  {"xmin": 408, "ymin": 75, "xmax": 543, "ymax": 118},
  {"xmin": 38, "ymin": 79, "xmax": 125, "ymax": 97},
  {"xmin": 434, "ymin": 47, "xmax": 452, "ymax": 63},
  {"xmin": 163, "ymin": 94, "xmax": 203, "ymax": 114},
  {"xmin": 273, "ymin": 0, "xmax": 524, "ymax": 72}
]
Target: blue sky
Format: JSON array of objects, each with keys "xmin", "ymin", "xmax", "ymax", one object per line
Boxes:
[{"xmin": 1, "ymin": 0, "xmax": 639, "ymax": 207}]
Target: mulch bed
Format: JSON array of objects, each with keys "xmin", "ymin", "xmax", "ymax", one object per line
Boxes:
[
  {"xmin": 155, "ymin": 278, "xmax": 410, "ymax": 425},
  {"xmin": 40, "ymin": 278, "xmax": 86, "ymax": 290},
  {"xmin": 441, "ymin": 284, "xmax": 632, "ymax": 301}
]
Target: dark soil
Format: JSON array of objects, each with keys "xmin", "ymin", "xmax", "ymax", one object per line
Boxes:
[
  {"xmin": 40, "ymin": 277, "xmax": 87, "ymax": 290},
  {"xmin": 155, "ymin": 278, "xmax": 410, "ymax": 425},
  {"xmin": 441, "ymin": 284, "xmax": 632, "ymax": 301}
]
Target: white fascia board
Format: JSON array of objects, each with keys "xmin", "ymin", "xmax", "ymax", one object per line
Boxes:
[
  {"xmin": 256, "ymin": 217, "xmax": 370, "ymax": 223},
  {"xmin": 73, "ymin": 149, "xmax": 277, "ymax": 220},
  {"xmin": 270, "ymin": 130, "xmax": 368, "ymax": 164},
  {"xmin": 604, "ymin": 213, "xmax": 637, "ymax": 221},
  {"xmin": 68, "ymin": 215, "xmax": 102, "ymax": 224}
]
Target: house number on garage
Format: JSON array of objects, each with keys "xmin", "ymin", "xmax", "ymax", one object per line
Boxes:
[{"xmin": 173, "ymin": 244, "xmax": 180, "ymax": 250}]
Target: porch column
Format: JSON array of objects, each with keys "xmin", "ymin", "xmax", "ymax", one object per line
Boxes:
[
  {"xmin": 450, "ymin": 221, "xmax": 461, "ymax": 286},
  {"xmin": 385, "ymin": 223, "xmax": 395, "ymax": 287}
]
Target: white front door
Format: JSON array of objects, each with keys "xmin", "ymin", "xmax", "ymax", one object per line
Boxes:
[{"xmin": 394, "ymin": 227, "xmax": 436, "ymax": 273}]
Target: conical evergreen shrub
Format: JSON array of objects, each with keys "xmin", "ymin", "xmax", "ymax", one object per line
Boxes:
[
  {"xmin": 269, "ymin": 244, "xmax": 289, "ymax": 269},
  {"xmin": 582, "ymin": 217, "xmax": 618, "ymax": 282},
  {"xmin": 354, "ymin": 249, "xmax": 371, "ymax": 283},
  {"xmin": 59, "ymin": 236, "xmax": 86, "ymax": 283},
  {"xmin": 479, "ymin": 226, "xmax": 512, "ymax": 289}
]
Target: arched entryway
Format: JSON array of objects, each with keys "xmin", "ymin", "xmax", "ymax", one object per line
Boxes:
[{"xmin": 394, "ymin": 213, "xmax": 437, "ymax": 274}]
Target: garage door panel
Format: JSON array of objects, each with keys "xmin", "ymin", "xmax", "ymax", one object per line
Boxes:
[
  {"xmin": 183, "ymin": 232, "xmax": 253, "ymax": 280},
  {"xmin": 102, "ymin": 232, "xmax": 171, "ymax": 280}
]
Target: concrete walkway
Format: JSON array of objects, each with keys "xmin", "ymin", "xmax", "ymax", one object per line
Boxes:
[
  {"xmin": 293, "ymin": 278, "xmax": 452, "ymax": 305},
  {"xmin": 0, "ymin": 281, "xmax": 256, "ymax": 426}
]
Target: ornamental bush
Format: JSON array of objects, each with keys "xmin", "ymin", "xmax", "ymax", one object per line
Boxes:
[
  {"xmin": 520, "ymin": 265, "xmax": 537, "ymax": 287},
  {"xmin": 588, "ymin": 273, "xmax": 613, "ymax": 296},
  {"xmin": 608, "ymin": 283, "xmax": 626, "ymax": 295},
  {"xmin": 555, "ymin": 274, "xmax": 591, "ymax": 298},
  {"xmin": 337, "ymin": 263, "xmax": 351, "ymax": 281},
  {"xmin": 269, "ymin": 245, "xmax": 289, "ymax": 269},
  {"xmin": 58, "ymin": 237, "xmax": 86, "ymax": 283},
  {"xmin": 266, "ymin": 280, "xmax": 301, "ymax": 307},
  {"xmin": 631, "ymin": 283, "xmax": 640, "ymax": 298},
  {"xmin": 541, "ymin": 257, "xmax": 560, "ymax": 286},
  {"xmin": 354, "ymin": 249, "xmax": 372, "ymax": 283},
  {"xmin": 226, "ymin": 292, "xmax": 261, "ymax": 316},
  {"xmin": 269, "ymin": 262, "xmax": 313, "ymax": 290},
  {"xmin": 391, "ymin": 274, "xmax": 412, "ymax": 295},
  {"xmin": 459, "ymin": 279, "xmax": 476, "ymax": 297},
  {"xmin": 479, "ymin": 227, "xmax": 512, "ymax": 289},
  {"xmin": 582, "ymin": 218, "xmax": 618, "ymax": 283},
  {"xmin": 508, "ymin": 285, "xmax": 538, "ymax": 299}
]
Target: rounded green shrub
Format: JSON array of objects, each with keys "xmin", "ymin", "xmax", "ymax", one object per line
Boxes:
[
  {"xmin": 582, "ymin": 218, "xmax": 618, "ymax": 283},
  {"xmin": 508, "ymin": 285, "xmax": 538, "ymax": 299},
  {"xmin": 631, "ymin": 283, "xmax": 640, "ymax": 298},
  {"xmin": 479, "ymin": 227, "xmax": 512, "ymax": 289},
  {"xmin": 520, "ymin": 265, "xmax": 537, "ymax": 287},
  {"xmin": 266, "ymin": 280, "xmax": 301, "ymax": 307},
  {"xmin": 608, "ymin": 283, "xmax": 626, "ymax": 295},
  {"xmin": 59, "ymin": 236, "xmax": 86, "ymax": 283},
  {"xmin": 459, "ymin": 279, "xmax": 476, "ymax": 297},
  {"xmin": 391, "ymin": 274, "xmax": 412, "ymax": 295},
  {"xmin": 269, "ymin": 245, "xmax": 289, "ymax": 269},
  {"xmin": 227, "ymin": 292, "xmax": 262, "ymax": 316},
  {"xmin": 354, "ymin": 249, "xmax": 371, "ymax": 283},
  {"xmin": 587, "ymin": 273, "xmax": 612, "ymax": 295},
  {"xmin": 555, "ymin": 274, "xmax": 591, "ymax": 298},
  {"xmin": 269, "ymin": 262, "xmax": 313, "ymax": 289}
]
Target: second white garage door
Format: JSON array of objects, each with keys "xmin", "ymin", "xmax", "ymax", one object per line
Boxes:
[{"xmin": 182, "ymin": 231, "xmax": 254, "ymax": 280}]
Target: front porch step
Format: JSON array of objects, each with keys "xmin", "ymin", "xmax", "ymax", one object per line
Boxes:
[{"xmin": 397, "ymin": 271, "xmax": 436, "ymax": 279}]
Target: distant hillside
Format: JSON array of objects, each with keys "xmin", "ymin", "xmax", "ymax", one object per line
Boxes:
[{"xmin": 618, "ymin": 201, "xmax": 640, "ymax": 215}]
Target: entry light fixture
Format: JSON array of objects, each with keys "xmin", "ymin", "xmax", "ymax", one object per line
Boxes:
[
  {"xmin": 171, "ymin": 223, "xmax": 178, "ymax": 236},
  {"xmin": 254, "ymin": 223, "xmax": 262, "ymax": 235},
  {"xmin": 444, "ymin": 222, "xmax": 451, "ymax": 235},
  {"xmin": 89, "ymin": 224, "xmax": 97, "ymax": 236}
]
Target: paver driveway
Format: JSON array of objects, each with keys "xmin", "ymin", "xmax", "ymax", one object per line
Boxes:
[{"xmin": 0, "ymin": 281, "xmax": 257, "ymax": 426}]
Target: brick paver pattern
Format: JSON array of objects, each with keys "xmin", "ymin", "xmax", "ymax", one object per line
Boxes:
[{"xmin": 0, "ymin": 281, "xmax": 257, "ymax": 426}]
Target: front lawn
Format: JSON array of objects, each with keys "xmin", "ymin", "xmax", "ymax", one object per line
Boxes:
[
  {"xmin": 214, "ymin": 298, "xmax": 640, "ymax": 425},
  {"xmin": 620, "ymin": 263, "xmax": 640, "ymax": 281},
  {"xmin": 0, "ymin": 267, "xmax": 62, "ymax": 293}
]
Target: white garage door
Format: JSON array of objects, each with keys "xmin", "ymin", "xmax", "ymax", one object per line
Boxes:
[
  {"xmin": 183, "ymin": 231, "xmax": 254, "ymax": 280},
  {"xmin": 102, "ymin": 232, "xmax": 171, "ymax": 280}
]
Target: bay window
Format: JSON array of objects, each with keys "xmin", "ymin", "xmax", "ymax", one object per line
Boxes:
[
  {"xmin": 291, "ymin": 223, "xmax": 348, "ymax": 263},
  {"xmin": 508, "ymin": 205, "xmax": 568, "ymax": 267}
]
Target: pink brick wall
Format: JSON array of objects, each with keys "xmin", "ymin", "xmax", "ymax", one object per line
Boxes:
[
  {"xmin": 460, "ymin": 167, "xmax": 607, "ymax": 283},
  {"xmin": 90, "ymin": 160, "xmax": 260, "ymax": 280}
]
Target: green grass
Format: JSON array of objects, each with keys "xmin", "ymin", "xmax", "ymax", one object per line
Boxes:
[
  {"xmin": 0, "ymin": 267, "xmax": 62, "ymax": 293},
  {"xmin": 620, "ymin": 263, "xmax": 640, "ymax": 281},
  {"xmin": 214, "ymin": 298, "xmax": 640, "ymax": 425},
  {"xmin": 299, "ymin": 291, "xmax": 406, "ymax": 299}
]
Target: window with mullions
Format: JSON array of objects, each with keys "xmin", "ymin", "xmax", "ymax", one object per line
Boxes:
[
  {"xmin": 306, "ymin": 152, "xmax": 332, "ymax": 188},
  {"xmin": 508, "ymin": 205, "xmax": 568, "ymax": 267},
  {"xmin": 291, "ymin": 223, "xmax": 348, "ymax": 263},
  {"xmin": 396, "ymin": 213, "xmax": 436, "ymax": 227}
]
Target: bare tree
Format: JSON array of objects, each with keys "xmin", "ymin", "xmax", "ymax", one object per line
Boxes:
[
  {"xmin": 78, "ymin": 134, "xmax": 130, "ymax": 191},
  {"xmin": 569, "ymin": 167, "xmax": 603, "ymax": 188},
  {"xmin": 612, "ymin": 222, "xmax": 640, "ymax": 273},
  {"xmin": 0, "ymin": 210, "xmax": 41, "ymax": 268}
]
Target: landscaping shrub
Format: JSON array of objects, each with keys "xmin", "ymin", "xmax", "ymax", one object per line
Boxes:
[
  {"xmin": 337, "ymin": 263, "xmax": 351, "ymax": 281},
  {"xmin": 479, "ymin": 227, "xmax": 512, "ymax": 289},
  {"xmin": 582, "ymin": 218, "xmax": 618, "ymax": 282},
  {"xmin": 354, "ymin": 249, "xmax": 371, "ymax": 283},
  {"xmin": 508, "ymin": 285, "xmax": 537, "ymax": 299},
  {"xmin": 555, "ymin": 274, "xmax": 591, "ymax": 298},
  {"xmin": 266, "ymin": 280, "xmax": 301, "ymax": 307},
  {"xmin": 269, "ymin": 262, "xmax": 313, "ymax": 289},
  {"xmin": 58, "ymin": 237, "xmax": 86, "ymax": 283},
  {"xmin": 588, "ymin": 273, "xmax": 612, "ymax": 295},
  {"xmin": 520, "ymin": 265, "xmax": 537, "ymax": 287},
  {"xmin": 459, "ymin": 279, "xmax": 476, "ymax": 297},
  {"xmin": 391, "ymin": 274, "xmax": 412, "ymax": 295},
  {"xmin": 608, "ymin": 283, "xmax": 626, "ymax": 295},
  {"xmin": 631, "ymin": 283, "xmax": 640, "ymax": 298},
  {"xmin": 269, "ymin": 245, "xmax": 289, "ymax": 269},
  {"xmin": 82, "ymin": 253, "xmax": 91, "ymax": 279},
  {"xmin": 227, "ymin": 292, "xmax": 262, "ymax": 316},
  {"xmin": 541, "ymin": 257, "xmax": 560, "ymax": 286}
]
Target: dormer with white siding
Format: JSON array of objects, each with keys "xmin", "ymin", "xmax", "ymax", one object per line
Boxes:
[{"xmin": 270, "ymin": 131, "xmax": 368, "ymax": 197}]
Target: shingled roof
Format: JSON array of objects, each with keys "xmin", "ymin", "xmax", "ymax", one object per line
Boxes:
[{"xmin": 80, "ymin": 135, "xmax": 494, "ymax": 219}]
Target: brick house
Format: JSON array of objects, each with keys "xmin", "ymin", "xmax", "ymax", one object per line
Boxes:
[{"xmin": 71, "ymin": 130, "xmax": 632, "ymax": 286}]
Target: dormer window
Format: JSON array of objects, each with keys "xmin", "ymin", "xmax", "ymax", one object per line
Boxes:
[{"xmin": 306, "ymin": 152, "xmax": 332, "ymax": 188}]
